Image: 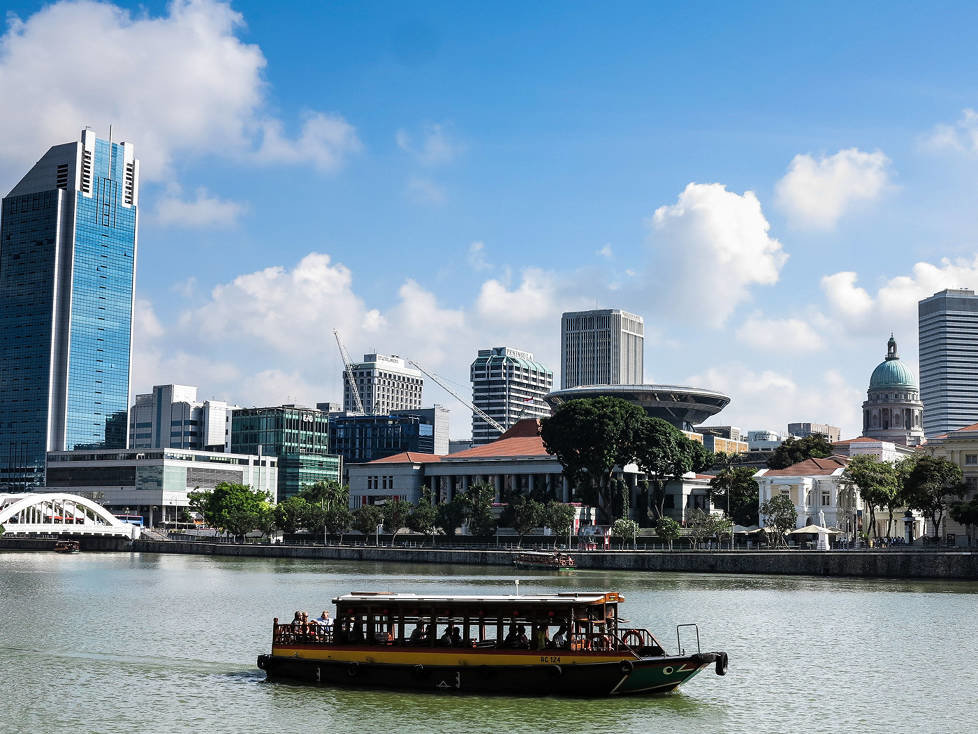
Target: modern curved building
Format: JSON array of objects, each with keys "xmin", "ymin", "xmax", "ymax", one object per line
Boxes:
[
  {"xmin": 862, "ymin": 335, "xmax": 924, "ymax": 446},
  {"xmin": 543, "ymin": 384, "xmax": 730, "ymax": 431}
]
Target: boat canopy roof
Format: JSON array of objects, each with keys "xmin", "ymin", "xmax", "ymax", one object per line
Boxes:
[{"xmin": 332, "ymin": 592, "xmax": 623, "ymax": 609}]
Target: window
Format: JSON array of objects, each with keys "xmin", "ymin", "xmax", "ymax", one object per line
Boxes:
[
  {"xmin": 966, "ymin": 455, "xmax": 978, "ymax": 466},
  {"xmin": 821, "ymin": 492, "xmax": 830, "ymax": 506}
]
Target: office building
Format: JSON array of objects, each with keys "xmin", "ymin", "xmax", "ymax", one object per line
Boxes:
[
  {"xmin": 343, "ymin": 354, "xmax": 423, "ymax": 414},
  {"xmin": 470, "ymin": 347, "xmax": 553, "ymax": 444},
  {"xmin": 45, "ymin": 448, "xmax": 276, "ymax": 526},
  {"xmin": 919, "ymin": 289, "xmax": 978, "ymax": 437},
  {"xmin": 861, "ymin": 335, "xmax": 925, "ymax": 446},
  {"xmin": 787, "ymin": 422, "xmax": 841, "ymax": 444},
  {"xmin": 560, "ymin": 309, "xmax": 644, "ymax": 389},
  {"xmin": 0, "ymin": 129, "xmax": 138, "ymax": 488},
  {"xmin": 329, "ymin": 406, "xmax": 449, "ymax": 465},
  {"xmin": 229, "ymin": 405, "xmax": 340, "ymax": 501},
  {"xmin": 129, "ymin": 384, "xmax": 237, "ymax": 451}
]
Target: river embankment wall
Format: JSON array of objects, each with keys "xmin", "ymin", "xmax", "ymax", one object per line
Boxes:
[{"xmin": 4, "ymin": 537, "xmax": 976, "ymax": 579}]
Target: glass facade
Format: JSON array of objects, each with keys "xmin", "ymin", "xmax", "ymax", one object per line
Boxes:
[
  {"xmin": 0, "ymin": 132, "xmax": 137, "ymax": 489},
  {"xmin": 329, "ymin": 414, "xmax": 429, "ymax": 464}
]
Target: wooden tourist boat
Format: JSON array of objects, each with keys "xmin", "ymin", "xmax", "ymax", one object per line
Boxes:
[
  {"xmin": 512, "ymin": 551, "xmax": 576, "ymax": 570},
  {"xmin": 53, "ymin": 540, "xmax": 80, "ymax": 554},
  {"xmin": 257, "ymin": 591, "xmax": 728, "ymax": 696}
]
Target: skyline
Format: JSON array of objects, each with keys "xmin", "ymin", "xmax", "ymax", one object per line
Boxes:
[{"xmin": 5, "ymin": 1, "xmax": 978, "ymax": 438}]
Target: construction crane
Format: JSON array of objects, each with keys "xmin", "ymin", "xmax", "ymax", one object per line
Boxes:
[
  {"xmin": 333, "ymin": 329, "xmax": 365, "ymax": 415},
  {"xmin": 407, "ymin": 358, "xmax": 507, "ymax": 435}
]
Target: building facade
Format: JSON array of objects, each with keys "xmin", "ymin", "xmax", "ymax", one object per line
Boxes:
[
  {"xmin": 0, "ymin": 129, "xmax": 138, "ymax": 488},
  {"xmin": 45, "ymin": 448, "xmax": 276, "ymax": 526},
  {"xmin": 343, "ymin": 354, "xmax": 423, "ymax": 414},
  {"xmin": 787, "ymin": 422, "xmax": 841, "ymax": 443},
  {"xmin": 470, "ymin": 347, "xmax": 553, "ymax": 445},
  {"xmin": 919, "ymin": 288, "xmax": 978, "ymax": 437},
  {"xmin": 329, "ymin": 406, "xmax": 449, "ymax": 465},
  {"xmin": 861, "ymin": 335, "xmax": 925, "ymax": 446},
  {"xmin": 229, "ymin": 405, "xmax": 340, "ymax": 501},
  {"xmin": 560, "ymin": 309, "xmax": 644, "ymax": 389},
  {"xmin": 920, "ymin": 422, "xmax": 978, "ymax": 542},
  {"xmin": 129, "ymin": 384, "xmax": 237, "ymax": 451}
]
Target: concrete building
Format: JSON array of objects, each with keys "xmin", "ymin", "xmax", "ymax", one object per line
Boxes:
[
  {"xmin": 861, "ymin": 335, "xmax": 925, "ymax": 446},
  {"xmin": 560, "ymin": 309, "xmax": 644, "ymax": 389},
  {"xmin": 343, "ymin": 354, "xmax": 423, "ymax": 414},
  {"xmin": 831, "ymin": 437, "xmax": 915, "ymax": 463},
  {"xmin": 329, "ymin": 406, "xmax": 449, "ymax": 465},
  {"xmin": 0, "ymin": 129, "xmax": 138, "ymax": 488},
  {"xmin": 919, "ymin": 288, "xmax": 978, "ymax": 437},
  {"xmin": 755, "ymin": 456, "xmax": 856, "ymax": 531},
  {"xmin": 787, "ymin": 422, "xmax": 841, "ymax": 444},
  {"xmin": 920, "ymin": 422, "xmax": 978, "ymax": 541},
  {"xmin": 229, "ymin": 406, "xmax": 340, "ymax": 501},
  {"xmin": 695, "ymin": 426, "xmax": 748, "ymax": 455},
  {"xmin": 449, "ymin": 439, "xmax": 474, "ymax": 454},
  {"xmin": 747, "ymin": 430, "xmax": 785, "ymax": 452},
  {"xmin": 470, "ymin": 347, "xmax": 553, "ymax": 445},
  {"xmin": 44, "ymin": 448, "xmax": 276, "ymax": 526},
  {"xmin": 129, "ymin": 384, "xmax": 237, "ymax": 451}
]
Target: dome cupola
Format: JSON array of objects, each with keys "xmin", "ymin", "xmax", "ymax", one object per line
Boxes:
[{"xmin": 869, "ymin": 334, "xmax": 918, "ymax": 390}]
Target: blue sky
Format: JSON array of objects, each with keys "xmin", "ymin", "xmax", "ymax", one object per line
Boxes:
[{"xmin": 4, "ymin": 0, "xmax": 978, "ymax": 438}]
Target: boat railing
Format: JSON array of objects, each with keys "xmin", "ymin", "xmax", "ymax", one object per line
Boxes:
[{"xmin": 272, "ymin": 621, "xmax": 335, "ymax": 646}]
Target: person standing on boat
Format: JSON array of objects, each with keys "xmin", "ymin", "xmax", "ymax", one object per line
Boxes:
[{"xmin": 534, "ymin": 624, "xmax": 550, "ymax": 650}]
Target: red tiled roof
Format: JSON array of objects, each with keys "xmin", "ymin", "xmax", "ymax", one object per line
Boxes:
[
  {"xmin": 762, "ymin": 455, "xmax": 849, "ymax": 477},
  {"xmin": 446, "ymin": 419, "xmax": 551, "ymax": 460},
  {"xmin": 367, "ymin": 452, "xmax": 443, "ymax": 465},
  {"xmin": 832, "ymin": 436, "xmax": 877, "ymax": 445},
  {"xmin": 953, "ymin": 422, "xmax": 978, "ymax": 433}
]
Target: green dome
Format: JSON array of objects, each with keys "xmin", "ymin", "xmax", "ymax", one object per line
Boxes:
[{"xmin": 869, "ymin": 359, "xmax": 917, "ymax": 389}]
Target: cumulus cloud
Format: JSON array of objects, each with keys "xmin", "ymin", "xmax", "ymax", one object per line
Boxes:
[
  {"xmin": 648, "ymin": 183, "xmax": 787, "ymax": 327},
  {"xmin": 153, "ymin": 187, "xmax": 246, "ymax": 228},
  {"xmin": 922, "ymin": 108, "xmax": 978, "ymax": 153},
  {"xmin": 396, "ymin": 123, "xmax": 461, "ymax": 165},
  {"xmin": 735, "ymin": 316, "xmax": 825, "ymax": 352},
  {"xmin": 0, "ymin": 0, "xmax": 359, "ymax": 187},
  {"xmin": 476, "ymin": 268, "xmax": 562, "ymax": 327},
  {"xmin": 405, "ymin": 176, "xmax": 447, "ymax": 204},
  {"xmin": 774, "ymin": 148, "xmax": 891, "ymax": 229}
]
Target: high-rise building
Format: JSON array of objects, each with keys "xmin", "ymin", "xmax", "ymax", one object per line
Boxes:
[
  {"xmin": 343, "ymin": 354, "xmax": 423, "ymax": 414},
  {"xmin": 229, "ymin": 405, "xmax": 340, "ymax": 501},
  {"xmin": 787, "ymin": 422, "xmax": 841, "ymax": 443},
  {"xmin": 129, "ymin": 384, "xmax": 238, "ymax": 451},
  {"xmin": 470, "ymin": 347, "xmax": 553, "ymax": 444},
  {"xmin": 560, "ymin": 309, "xmax": 644, "ymax": 389},
  {"xmin": 329, "ymin": 406, "xmax": 449, "ymax": 465},
  {"xmin": 919, "ymin": 288, "xmax": 978, "ymax": 437},
  {"xmin": 0, "ymin": 129, "xmax": 138, "ymax": 488}
]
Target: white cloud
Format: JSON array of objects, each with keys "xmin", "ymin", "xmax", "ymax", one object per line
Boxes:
[
  {"xmin": 0, "ymin": 0, "xmax": 359, "ymax": 186},
  {"xmin": 476, "ymin": 268, "xmax": 561, "ymax": 326},
  {"xmin": 648, "ymin": 183, "xmax": 787, "ymax": 327},
  {"xmin": 774, "ymin": 148, "xmax": 891, "ymax": 229},
  {"xmin": 396, "ymin": 123, "xmax": 461, "ymax": 165},
  {"xmin": 597, "ymin": 243, "xmax": 613, "ymax": 258},
  {"xmin": 134, "ymin": 298, "xmax": 164, "ymax": 341},
  {"xmin": 735, "ymin": 316, "xmax": 825, "ymax": 352},
  {"xmin": 922, "ymin": 108, "xmax": 978, "ymax": 153},
  {"xmin": 467, "ymin": 241, "xmax": 490, "ymax": 271},
  {"xmin": 405, "ymin": 176, "xmax": 447, "ymax": 204},
  {"xmin": 153, "ymin": 187, "xmax": 246, "ymax": 229}
]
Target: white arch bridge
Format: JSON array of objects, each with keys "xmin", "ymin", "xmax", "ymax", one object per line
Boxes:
[{"xmin": 0, "ymin": 493, "xmax": 140, "ymax": 539}]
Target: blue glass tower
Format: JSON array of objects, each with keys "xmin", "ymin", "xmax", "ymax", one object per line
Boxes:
[{"xmin": 0, "ymin": 129, "xmax": 139, "ymax": 487}]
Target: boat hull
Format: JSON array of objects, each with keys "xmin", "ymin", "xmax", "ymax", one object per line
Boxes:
[{"xmin": 257, "ymin": 651, "xmax": 718, "ymax": 696}]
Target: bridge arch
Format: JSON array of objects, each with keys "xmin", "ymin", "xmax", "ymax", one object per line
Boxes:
[{"xmin": 0, "ymin": 493, "xmax": 139, "ymax": 538}]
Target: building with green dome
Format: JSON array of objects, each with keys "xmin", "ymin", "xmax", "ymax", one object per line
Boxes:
[{"xmin": 862, "ymin": 335, "xmax": 924, "ymax": 446}]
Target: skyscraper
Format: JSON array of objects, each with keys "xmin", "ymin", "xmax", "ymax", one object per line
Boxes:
[
  {"xmin": 470, "ymin": 347, "xmax": 553, "ymax": 444},
  {"xmin": 343, "ymin": 353, "xmax": 423, "ymax": 414},
  {"xmin": 919, "ymin": 288, "xmax": 978, "ymax": 437},
  {"xmin": 560, "ymin": 309, "xmax": 644, "ymax": 389},
  {"xmin": 0, "ymin": 129, "xmax": 138, "ymax": 487},
  {"xmin": 129, "ymin": 384, "xmax": 238, "ymax": 451}
]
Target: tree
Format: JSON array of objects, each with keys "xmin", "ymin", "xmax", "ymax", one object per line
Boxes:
[
  {"xmin": 634, "ymin": 418, "xmax": 704, "ymax": 521},
  {"xmin": 655, "ymin": 516, "xmax": 681, "ymax": 550},
  {"xmin": 382, "ymin": 499, "xmax": 411, "ymax": 545},
  {"xmin": 708, "ymin": 467, "xmax": 760, "ymax": 527},
  {"xmin": 759, "ymin": 494, "xmax": 797, "ymax": 547},
  {"xmin": 273, "ymin": 496, "xmax": 312, "ymax": 534},
  {"xmin": 352, "ymin": 504, "xmax": 384, "ymax": 542},
  {"xmin": 406, "ymin": 490, "xmax": 438, "ymax": 544},
  {"xmin": 435, "ymin": 495, "xmax": 469, "ymax": 538},
  {"xmin": 541, "ymin": 501, "xmax": 575, "ymax": 547},
  {"xmin": 950, "ymin": 498, "xmax": 978, "ymax": 546},
  {"xmin": 903, "ymin": 456, "xmax": 965, "ymax": 540},
  {"xmin": 611, "ymin": 517, "xmax": 639, "ymax": 548},
  {"xmin": 842, "ymin": 455, "xmax": 899, "ymax": 538},
  {"xmin": 254, "ymin": 504, "xmax": 276, "ymax": 539},
  {"xmin": 187, "ymin": 482, "xmax": 272, "ymax": 541},
  {"xmin": 685, "ymin": 510, "xmax": 732, "ymax": 549},
  {"xmin": 766, "ymin": 434, "xmax": 833, "ymax": 470},
  {"xmin": 541, "ymin": 397, "xmax": 647, "ymax": 523},
  {"xmin": 465, "ymin": 482, "xmax": 498, "ymax": 537},
  {"xmin": 322, "ymin": 505, "xmax": 353, "ymax": 544},
  {"xmin": 507, "ymin": 495, "xmax": 543, "ymax": 546},
  {"xmin": 299, "ymin": 480, "xmax": 349, "ymax": 511}
]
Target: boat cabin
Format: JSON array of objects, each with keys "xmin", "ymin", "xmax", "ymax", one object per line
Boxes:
[{"xmin": 272, "ymin": 591, "xmax": 667, "ymax": 656}]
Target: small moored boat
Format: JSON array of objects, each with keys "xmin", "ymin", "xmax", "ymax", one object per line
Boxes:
[
  {"xmin": 257, "ymin": 591, "xmax": 727, "ymax": 696},
  {"xmin": 513, "ymin": 551, "xmax": 576, "ymax": 570},
  {"xmin": 53, "ymin": 540, "xmax": 80, "ymax": 554}
]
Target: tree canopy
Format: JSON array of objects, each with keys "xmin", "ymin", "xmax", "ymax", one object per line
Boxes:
[
  {"xmin": 635, "ymin": 417, "xmax": 710, "ymax": 521},
  {"xmin": 708, "ymin": 466, "xmax": 760, "ymax": 527},
  {"xmin": 273, "ymin": 495, "xmax": 313, "ymax": 534},
  {"xmin": 759, "ymin": 494, "xmax": 797, "ymax": 547},
  {"xmin": 540, "ymin": 501, "xmax": 575, "ymax": 546},
  {"xmin": 766, "ymin": 434, "xmax": 833, "ymax": 470},
  {"xmin": 382, "ymin": 500, "xmax": 411, "ymax": 544},
  {"xmin": 406, "ymin": 490, "xmax": 438, "ymax": 541},
  {"xmin": 352, "ymin": 504, "xmax": 383, "ymax": 540},
  {"xmin": 435, "ymin": 495, "xmax": 468, "ymax": 537},
  {"xmin": 842, "ymin": 455, "xmax": 900, "ymax": 538},
  {"xmin": 188, "ymin": 482, "xmax": 272, "ymax": 540},
  {"xmin": 950, "ymin": 498, "xmax": 978, "ymax": 546},
  {"xmin": 504, "ymin": 495, "xmax": 543, "ymax": 545},
  {"xmin": 465, "ymin": 482, "xmax": 498, "ymax": 537},
  {"xmin": 655, "ymin": 516, "xmax": 681, "ymax": 549},
  {"xmin": 903, "ymin": 456, "xmax": 964, "ymax": 539}
]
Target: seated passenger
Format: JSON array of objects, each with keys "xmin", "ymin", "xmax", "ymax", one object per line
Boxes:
[
  {"xmin": 425, "ymin": 624, "xmax": 437, "ymax": 642},
  {"xmin": 290, "ymin": 611, "xmax": 304, "ymax": 628},
  {"xmin": 551, "ymin": 625, "xmax": 567, "ymax": 647},
  {"xmin": 515, "ymin": 625, "xmax": 529, "ymax": 648},
  {"xmin": 348, "ymin": 623, "xmax": 364, "ymax": 644},
  {"xmin": 314, "ymin": 610, "xmax": 332, "ymax": 630},
  {"xmin": 503, "ymin": 624, "xmax": 519, "ymax": 647},
  {"xmin": 409, "ymin": 624, "xmax": 425, "ymax": 645},
  {"xmin": 450, "ymin": 626, "xmax": 463, "ymax": 647},
  {"xmin": 439, "ymin": 627, "xmax": 454, "ymax": 646}
]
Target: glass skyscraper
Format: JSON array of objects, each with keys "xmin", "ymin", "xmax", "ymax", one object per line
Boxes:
[
  {"xmin": 0, "ymin": 129, "xmax": 138, "ymax": 487},
  {"xmin": 919, "ymin": 288, "xmax": 978, "ymax": 437}
]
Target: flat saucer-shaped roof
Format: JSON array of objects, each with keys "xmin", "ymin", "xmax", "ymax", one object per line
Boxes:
[{"xmin": 544, "ymin": 384, "xmax": 730, "ymax": 427}]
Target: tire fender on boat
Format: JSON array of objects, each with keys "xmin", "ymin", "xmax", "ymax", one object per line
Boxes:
[
  {"xmin": 548, "ymin": 664, "xmax": 563, "ymax": 677},
  {"xmin": 347, "ymin": 662, "xmax": 360, "ymax": 677},
  {"xmin": 619, "ymin": 659, "xmax": 635, "ymax": 675},
  {"xmin": 256, "ymin": 656, "xmax": 266, "ymax": 670},
  {"xmin": 715, "ymin": 652, "xmax": 728, "ymax": 676},
  {"xmin": 412, "ymin": 664, "xmax": 426, "ymax": 678}
]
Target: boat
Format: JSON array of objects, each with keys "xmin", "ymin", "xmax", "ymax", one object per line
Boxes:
[
  {"xmin": 257, "ymin": 591, "xmax": 728, "ymax": 696},
  {"xmin": 513, "ymin": 551, "xmax": 576, "ymax": 570},
  {"xmin": 53, "ymin": 540, "xmax": 80, "ymax": 554}
]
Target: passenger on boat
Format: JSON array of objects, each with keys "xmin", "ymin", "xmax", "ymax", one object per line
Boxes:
[
  {"xmin": 534, "ymin": 624, "xmax": 550, "ymax": 650},
  {"xmin": 409, "ymin": 624, "xmax": 425, "ymax": 644},
  {"xmin": 551, "ymin": 624, "xmax": 567, "ymax": 647},
  {"xmin": 349, "ymin": 622, "xmax": 364, "ymax": 644},
  {"xmin": 450, "ymin": 626, "xmax": 463, "ymax": 647},
  {"xmin": 515, "ymin": 625, "xmax": 529, "ymax": 648},
  {"xmin": 290, "ymin": 611, "xmax": 304, "ymax": 628},
  {"xmin": 439, "ymin": 627, "xmax": 453, "ymax": 646},
  {"xmin": 503, "ymin": 623, "xmax": 519, "ymax": 647},
  {"xmin": 314, "ymin": 610, "xmax": 332, "ymax": 630},
  {"xmin": 425, "ymin": 624, "xmax": 437, "ymax": 643}
]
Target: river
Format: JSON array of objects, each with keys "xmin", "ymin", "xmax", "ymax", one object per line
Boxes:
[{"xmin": 0, "ymin": 551, "xmax": 975, "ymax": 733}]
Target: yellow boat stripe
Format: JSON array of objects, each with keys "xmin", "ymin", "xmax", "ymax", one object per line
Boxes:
[{"xmin": 270, "ymin": 646, "xmax": 629, "ymax": 666}]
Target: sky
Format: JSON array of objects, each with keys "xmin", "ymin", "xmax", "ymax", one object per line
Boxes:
[{"xmin": 4, "ymin": 0, "xmax": 978, "ymax": 439}]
